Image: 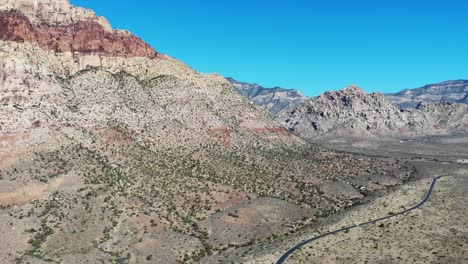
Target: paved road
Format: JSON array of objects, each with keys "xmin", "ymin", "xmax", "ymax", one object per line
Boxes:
[{"xmin": 276, "ymin": 176, "xmax": 442, "ymax": 264}]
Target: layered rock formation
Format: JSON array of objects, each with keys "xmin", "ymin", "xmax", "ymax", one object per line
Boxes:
[
  {"xmin": 386, "ymin": 80, "xmax": 468, "ymax": 108},
  {"xmin": 0, "ymin": 0, "xmax": 112, "ymax": 29},
  {"xmin": 0, "ymin": 9, "xmax": 157, "ymax": 58},
  {"xmin": 282, "ymin": 86, "xmax": 468, "ymax": 139}
]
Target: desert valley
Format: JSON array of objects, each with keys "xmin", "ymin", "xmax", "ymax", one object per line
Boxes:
[{"xmin": 0, "ymin": 1, "xmax": 467, "ymax": 263}]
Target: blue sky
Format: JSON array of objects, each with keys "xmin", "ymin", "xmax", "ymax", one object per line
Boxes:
[{"xmin": 71, "ymin": 0, "xmax": 468, "ymax": 96}]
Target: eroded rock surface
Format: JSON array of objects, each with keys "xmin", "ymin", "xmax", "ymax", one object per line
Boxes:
[
  {"xmin": 0, "ymin": 10, "xmax": 157, "ymax": 58},
  {"xmin": 282, "ymin": 86, "xmax": 468, "ymax": 139}
]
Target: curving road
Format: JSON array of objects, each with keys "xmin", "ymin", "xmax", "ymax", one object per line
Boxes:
[{"xmin": 276, "ymin": 176, "xmax": 442, "ymax": 264}]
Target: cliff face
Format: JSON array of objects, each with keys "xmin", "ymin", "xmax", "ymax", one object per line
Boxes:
[
  {"xmin": 0, "ymin": 0, "xmax": 112, "ymax": 29},
  {"xmin": 0, "ymin": 10, "xmax": 157, "ymax": 58}
]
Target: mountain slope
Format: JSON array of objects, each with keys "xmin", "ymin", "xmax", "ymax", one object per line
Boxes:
[
  {"xmin": 227, "ymin": 77, "xmax": 309, "ymax": 116},
  {"xmin": 386, "ymin": 80, "xmax": 468, "ymax": 108},
  {"xmin": 282, "ymin": 86, "xmax": 468, "ymax": 139},
  {"xmin": 0, "ymin": 1, "xmax": 410, "ymax": 263}
]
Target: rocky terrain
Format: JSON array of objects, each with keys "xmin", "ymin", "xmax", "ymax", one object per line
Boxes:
[
  {"xmin": 232, "ymin": 78, "xmax": 468, "ymax": 113},
  {"xmin": 0, "ymin": 1, "xmax": 415, "ymax": 263},
  {"xmin": 0, "ymin": 0, "xmax": 158, "ymax": 58},
  {"xmin": 281, "ymin": 85, "xmax": 468, "ymax": 140},
  {"xmin": 227, "ymin": 77, "xmax": 309, "ymax": 116},
  {"xmin": 228, "ymin": 78, "xmax": 468, "ymax": 139},
  {"xmin": 386, "ymin": 80, "xmax": 468, "ymax": 108}
]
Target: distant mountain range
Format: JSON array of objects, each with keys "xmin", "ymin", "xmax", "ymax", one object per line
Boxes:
[
  {"xmin": 226, "ymin": 77, "xmax": 309, "ymax": 116},
  {"xmin": 228, "ymin": 78, "xmax": 468, "ymax": 139},
  {"xmin": 385, "ymin": 80, "xmax": 468, "ymax": 108},
  {"xmin": 282, "ymin": 86, "xmax": 468, "ymax": 139},
  {"xmin": 228, "ymin": 78, "xmax": 468, "ymax": 111}
]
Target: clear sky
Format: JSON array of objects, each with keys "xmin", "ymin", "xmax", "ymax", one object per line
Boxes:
[{"xmin": 71, "ymin": 0, "xmax": 468, "ymax": 96}]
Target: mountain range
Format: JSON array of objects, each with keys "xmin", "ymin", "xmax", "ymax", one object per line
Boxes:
[
  {"xmin": 385, "ymin": 80, "xmax": 468, "ymax": 108},
  {"xmin": 0, "ymin": 1, "xmax": 413, "ymax": 263},
  {"xmin": 282, "ymin": 86, "xmax": 468, "ymax": 139},
  {"xmin": 226, "ymin": 77, "xmax": 309, "ymax": 116},
  {"xmin": 228, "ymin": 78, "xmax": 468, "ymax": 139}
]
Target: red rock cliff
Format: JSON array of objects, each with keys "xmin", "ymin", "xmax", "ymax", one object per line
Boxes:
[{"xmin": 0, "ymin": 10, "xmax": 158, "ymax": 58}]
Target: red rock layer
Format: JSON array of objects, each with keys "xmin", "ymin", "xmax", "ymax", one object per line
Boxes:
[
  {"xmin": 0, "ymin": 10, "xmax": 157, "ymax": 58},
  {"xmin": 208, "ymin": 126, "xmax": 233, "ymax": 148}
]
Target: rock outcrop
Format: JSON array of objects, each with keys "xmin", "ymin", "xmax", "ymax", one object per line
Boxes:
[
  {"xmin": 0, "ymin": 0, "xmax": 112, "ymax": 29},
  {"xmin": 228, "ymin": 78, "xmax": 468, "ymax": 139},
  {"xmin": 282, "ymin": 85, "xmax": 468, "ymax": 139},
  {"xmin": 0, "ymin": 4, "xmax": 157, "ymax": 58}
]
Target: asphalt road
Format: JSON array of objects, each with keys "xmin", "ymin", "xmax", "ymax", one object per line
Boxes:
[{"xmin": 276, "ymin": 176, "xmax": 442, "ymax": 264}]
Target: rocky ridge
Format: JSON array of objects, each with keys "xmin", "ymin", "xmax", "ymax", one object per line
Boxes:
[
  {"xmin": 282, "ymin": 85, "xmax": 468, "ymax": 139},
  {"xmin": 227, "ymin": 77, "xmax": 309, "ymax": 116},
  {"xmin": 229, "ymin": 78, "xmax": 468, "ymax": 139},
  {"xmin": 0, "ymin": 8, "xmax": 157, "ymax": 58},
  {"xmin": 386, "ymin": 80, "xmax": 468, "ymax": 108},
  {"xmin": 0, "ymin": 0, "xmax": 112, "ymax": 29}
]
